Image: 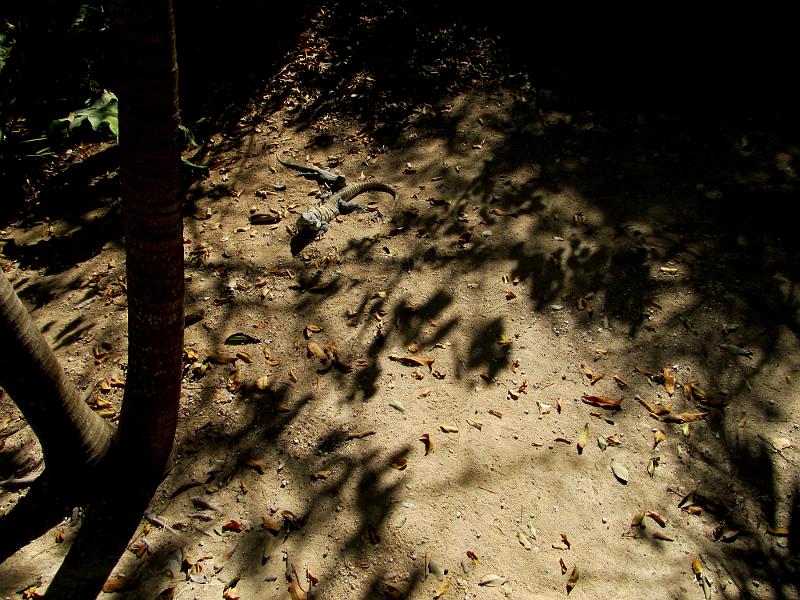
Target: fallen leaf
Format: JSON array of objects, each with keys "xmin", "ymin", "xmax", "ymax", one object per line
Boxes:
[
  {"xmin": 102, "ymin": 575, "xmax": 137, "ymax": 593},
  {"xmin": 207, "ymin": 351, "xmax": 238, "ymax": 364},
  {"xmin": 561, "ymin": 532, "xmax": 571, "ymax": 549},
  {"xmin": 389, "ymin": 355, "xmax": 435, "ymax": 369},
  {"xmin": 505, "ymin": 290, "xmax": 516, "ymax": 300},
  {"xmin": 304, "ymin": 324, "xmax": 322, "ymax": 337},
  {"xmin": 691, "ymin": 556, "xmax": 704, "ymax": 576},
  {"xmin": 222, "ymin": 519, "xmax": 246, "ymax": 533},
  {"xmin": 223, "ymin": 585, "xmax": 240, "ymax": 600},
  {"xmin": 663, "ymin": 411, "xmax": 708, "ymax": 423},
  {"xmin": 262, "ymin": 516, "xmax": 282, "ymax": 534},
  {"xmin": 311, "ymin": 470, "xmax": 331, "ymax": 480},
  {"xmin": 646, "ymin": 511, "xmax": 667, "ymax": 527},
  {"xmin": 719, "ymin": 343, "xmax": 753, "ymax": 357},
  {"xmin": 613, "ymin": 375, "xmax": 628, "ymax": 389},
  {"xmin": 581, "ymin": 395, "xmax": 623, "ymax": 410},
  {"xmin": 653, "ymin": 430, "xmax": 666, "ymax": 449},
  {"xmin": 235, "ymin": 351, "xmax": 253, "ymax": 364},
  {"xmin": 347, "ymin": 430, "xmax": 376, "ymax": 440},
  {"xmin": 391, "ymin": 457, "xmax": 408, "ymax": 470},
  {"xmin": 467, "ymin": 550, "xmax": 480, "ymax": 563},
  {"xmin": 566, "ymin": 566, "xmax": 580, "ymax": 595},
  {"xmin": 433, "ymin": 578, "xmax": 450, "ymax": 599},
  {"xmin": 288, "ymin": 568, "xmax": 308, "ymax": 600},
  {"xmin": 466, "ymin": 419, "xmax": 482, "ymax": 430},
  {"xmin": 766, "ymin": 526, "xmax": 790, "ymax": 536},
  {"xmin": 631, "ymin": 512, "xmax": 645, "ymax": 528},
  {"xmin": 611, "ymin": 460, "xmax": 629, "ymax": 484},
  {"xmin": 307, "ymin": 341, "xmax": 327, "ymax": 360},
  {"xmin": 518, "ymin": 531, "xmax": 531, "ymax": 550},
  {"xmin": 560, "ymin": 557, "xmax": 568, "ymax": 574},
  {"xmin": 663, "ymin": 368, "xmax": 676, "ymax": 396},
  {"xmin": 245, "ymin": 458, "xmax": 267, "ymax": 474},
  {"xmin": 647, "ymin": 456, "xmax": 660, "ymax": 477},
  {"xmin": 590, "ymin": 373, "xmax": 605, "ymax": 384},
  {"xmin": 288, "ymin": 368, "xmax": 298, "ymax": 382},
  {"xmin": 488, "ymin": 409, "xmax": 503, "ymax": 418},
  {"xmin": 577, "ymin": 423, "xmax": 589, "ymax": 454},
  {"xmin": 432, "ymin": 370, "xmax": 446, "ymax": 379},
  {"xmin": 224, "ymin": 332, "xmax": 261, "ymax": 345},
  {"xmin": 428, "ymin": 558, "xmax": 446, "ymax": 580},
  {"xmin": 389, "ymin": 399, "xmax": 405, "ymax": 412},
  {"xmin": 652, "ymin": 531, "xmax": 674, "ymax": 541},
  {"xmin": 479, "ymin": 574, "xmax": 507, "ymax": 587},
  {"xmin": 440, "ymin": 424, "xmax": 459, "ymax": 433},
  {"xmin": 579, "ymin": 363, "xmax": 594, "ymax": 379},
  {"xmin": 419, "ymin": 433, "xmax": 434, "ymax": 455}
]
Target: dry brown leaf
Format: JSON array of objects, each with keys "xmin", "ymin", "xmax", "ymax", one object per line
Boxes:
[
  {"xmin": 560, "ymin": 557, "xmax": 568, "ymax": 574},
  {"xmin": 207, "ymin": 351, "xmax": 238, "ymax": 364},
  {"xmin": 652, "ymin": 531, "xmax": 674, "ymax": 541},
  {"xmin": 419, "ymin": 433, "xmax": 434, "ymax": 455},
  {"xmin": 102, "ymin": 575, "xmax": 136, "ymax": 593},
  {"xmin": 566, "ymin": 566, "xmax": 580, "ymax": 595},
  {"xmin": 663, "ymin": 368, "xmax": 676, "ymax": 396},
  {"xmin": 389, "ymin": 355, "xmax": 435, "ymax": 369},
  {"xmin": 440, "ymin": 424, "xmax": 459, "ymax": 433},
  {"xmin": 488, "ymin": 409, "xmax": 503, "ymax": 418},
  {"xmin": 505, "ymin": 290, "xmax": 516, "ymax": 300},
  {"xmin": 561, "ymin": 532, "xmax": 571, "ymax": 549},
  {"xmin": 663, "ymin": 411, "xmax": 708, "ymax": 423},
  {"xmin": 311, "ymin": 470, "xmax": 331, "ymax": 480},
  {"xmin": 581, "ymin": 395, "xmax": 623, "ymax": 410},
  {"xmin": 222, "ymin": 519, "xmax": 246, "ymax": 533},
  {"xmin": 244, "ymin": 458, "xmax": 267, "ymax": 474},
  {"xmin": 653, "ymin": 430, "xmax": 666, "ymax": 449},
  {"xmin": 613, "ymin": 375, "xmax": 628, "ymax": 389},
  {"xmin": 466, "ymin": 419, "xmax": 482, "ymax": 430},
  {"xmin": 646, "ymin": 511, "xmax": 667, "ymax": 527},
  {"xmin": 391, "ymin": 457, "xmax": 408, "ymax": 470},
  {"xmin": 288, "ymin": 368, "xmax": 298, "ymax": 383},
  {"xmin": 288, "ymin": 568, "xmax": 308, "ymax": 600},
  {"xmin": 262, "ymin": 515, "xmax": 282, "ymax": 534},
  {"xmin": 579, "ymin": 363, "xmax": 594, "ymax": 379}
]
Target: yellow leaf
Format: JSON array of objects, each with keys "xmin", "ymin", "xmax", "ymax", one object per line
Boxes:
[
  {"xmin": 663, "ymin": 368, "xmax": 676, "ymax": 396},
  {"xmin": 433, "ymin": 577, "xmax": 450, "ymax": 599},
  {"xmin": 577, "ymin": 423, "xmax": 589, "ymax": 454},
  {"xmin": 311, "ymin": 470, "xmax": 332, "ymax": 480},
  {"xmin": 653, "ymin": 430, "xmax": 666, "ymax": 449},
  {"xmin": 307, "ymin": 341, "xmax": 327, "ymax": 360},
  {"xmin": 391, "ymin": 457, "xmax": 408, "ymax": 470},
  {"xmin": 245, "ymin": 458, "xmax": 267, "ymax": 474}
]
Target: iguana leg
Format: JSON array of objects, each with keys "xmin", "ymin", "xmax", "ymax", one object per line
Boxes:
[{"xmin": 336, "ymin": 199, "xmax": 365, "ymax": 215}]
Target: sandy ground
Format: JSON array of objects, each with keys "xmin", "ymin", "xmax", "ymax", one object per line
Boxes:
[{"xmin": 1, "ymin": 84, "xmax": 799, "ymax": 600}]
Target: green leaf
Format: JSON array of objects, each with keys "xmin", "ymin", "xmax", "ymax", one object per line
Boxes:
[{"xmin": 52, "ymin": 90, "xmax": 119, "ymax": 140}]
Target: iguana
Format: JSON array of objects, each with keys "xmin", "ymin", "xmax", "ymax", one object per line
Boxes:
[
  {"xmin": 295, "ymin": 181, "xmax": 398, "ymax": 234},
  {"xmin": 277, "ymin": 152, "xmax": 346, "ymax": 189}
]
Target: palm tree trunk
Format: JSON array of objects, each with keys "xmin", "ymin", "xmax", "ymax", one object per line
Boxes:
[
  {"xmin": 0, "ymin": 270, "xmax": 113, "ymax": 474},
  {"xmin": 113, "ymin": 0, "xmax": 183, "ymax": 486}
]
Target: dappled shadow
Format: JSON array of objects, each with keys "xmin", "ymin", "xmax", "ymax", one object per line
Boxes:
[{"xmin": 3, "ymin": 1, "xmax": 800, "ymax": 598}]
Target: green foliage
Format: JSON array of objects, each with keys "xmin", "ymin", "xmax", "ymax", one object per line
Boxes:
[{"xmin": 51, "ymin": 89, "xmax": 119, "ymax": 139}]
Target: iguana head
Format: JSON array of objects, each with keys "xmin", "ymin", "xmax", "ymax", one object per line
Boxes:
[{"xmin": 296, "ymin": 211, "xmax": 326, "ymax": 232}]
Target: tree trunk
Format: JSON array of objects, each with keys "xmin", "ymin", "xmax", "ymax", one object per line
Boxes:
[
  {"xmin": 113, "ymin": 0, "xmax": 184, "ymax": 486},
  {"xmin": 0, "ymin": 270, "xmax": 113, "ymax": 475}
]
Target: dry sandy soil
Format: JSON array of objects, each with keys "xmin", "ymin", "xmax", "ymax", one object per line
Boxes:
[{"xmin": 1, "ymin": 13, "xmax": 800, "ymax": 600}]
